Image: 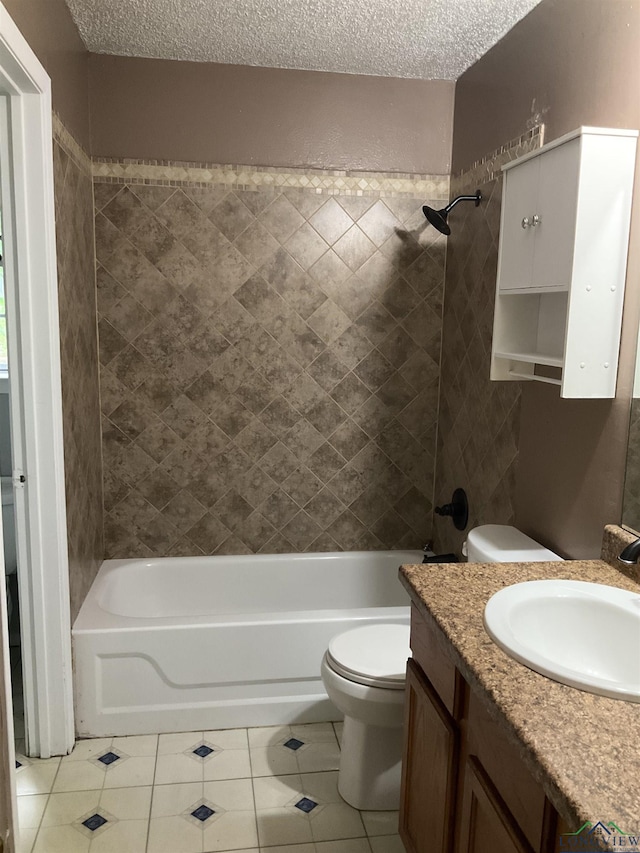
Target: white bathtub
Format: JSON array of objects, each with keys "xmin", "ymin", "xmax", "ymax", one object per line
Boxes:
[{"xmin": 72, "ymin": 549, "xmax": 420, "ymax": 737}]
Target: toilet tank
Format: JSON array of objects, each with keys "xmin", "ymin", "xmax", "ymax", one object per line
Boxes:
[{"xmin": 466, "ymin": 524, "xmax": 562, "ymax": 563}]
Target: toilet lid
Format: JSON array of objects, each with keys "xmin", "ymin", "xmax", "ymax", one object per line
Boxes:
[{"xmin": 327, "ymin": 624, "xmax": 410, "ymax": 690}]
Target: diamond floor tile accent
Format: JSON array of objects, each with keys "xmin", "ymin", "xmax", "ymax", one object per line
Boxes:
[
  {"xmin": 295, "ymin": 797, "xmax": 318, "ymax": 813},
  {"xmin": 284, "ymin": 738, "xmax": 305, "ymax": 751},
  {"xmin": 192, "ymin": 744, "xmax": 214, "ymax": 759},
  {"xmin": 82, "ymin": 813, "xmax": 108, "ymax": 831},
  {"xmin": 97, "ymin": 752, "xmax": 121, "ymax": 766},
  {"xmin": 190, "ymin": 803, "xmax": 215, "ymax": 822}
]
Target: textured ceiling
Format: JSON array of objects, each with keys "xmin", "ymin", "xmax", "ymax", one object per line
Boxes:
[{"xmin": 65, "ymin": 0, "xmax": 543, "ymax": 80}]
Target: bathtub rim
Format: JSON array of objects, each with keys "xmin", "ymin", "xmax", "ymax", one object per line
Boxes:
[{"xmin": 73, "ymin": 548, "xmax": 423, "ymax": 632}]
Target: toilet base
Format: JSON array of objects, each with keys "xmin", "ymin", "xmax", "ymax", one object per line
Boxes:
[{"xmin": 338, "ymin": 715, "xmax": 404, "ymax": 811}]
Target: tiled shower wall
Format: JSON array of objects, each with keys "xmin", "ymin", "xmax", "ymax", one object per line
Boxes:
[
  {"xmin": 94, "ymin": 165, "xmax": 448, "ymax": 557},
  {"xmin": 432, "ymin": 131, "xmax": 541, "ymax": 556},
  {"xmin": 52, "ymin": 117, "xmax": 104, "ymax": 619}
]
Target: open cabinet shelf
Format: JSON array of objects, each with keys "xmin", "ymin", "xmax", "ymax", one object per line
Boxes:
[{"xmin": 493, "ymin": 351, "xmax": 563, "ymax": 368}]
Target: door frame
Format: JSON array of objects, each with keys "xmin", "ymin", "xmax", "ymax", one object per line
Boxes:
[{"xmin": 0, "ymin": 2, "xmax": 74, "ymax": 758}]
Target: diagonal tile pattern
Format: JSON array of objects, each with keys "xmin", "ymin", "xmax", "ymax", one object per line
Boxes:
[
  {"xmin": 432, "ymin": 132, "xmax": 543, "ymax": 557},
  {"xmin": 15, "ymin": 723, "xmax": 402, "ymax": 853},
  {"xmin": 53, "ymin": 125, "xmax": 104, "ymax": 620},
  {"xmin": 96, "ymin": 180, "xmax": 447, "ymax": 557},
  {"xmin": 433, "ymin": 172, "xmax": 523, "ymax": 557}
]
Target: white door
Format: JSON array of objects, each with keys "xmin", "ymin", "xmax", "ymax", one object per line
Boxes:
[
  {"xmin": 0, "ymin": 98, "xmax": 18, "ymax": 852},
  {"xmin": 0, "ymin": 1, "xmax": 75, "ymax": 760},
  {"xmin": 0, "ymin": 96, "xmax": 31, "ymax": 762},
  {"xmin": 0, "ymin": 518, "xmax": 17, "ymax": 852},
  {"xmin": 0, "ymin": 212, "xmax": 15, "ymax": 839}
]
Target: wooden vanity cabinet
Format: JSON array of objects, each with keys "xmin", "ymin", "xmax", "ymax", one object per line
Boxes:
[
  {"xmin": 457, "ymin": 756, "xmax": 534, "ymax": 853},
  {"xmin": 400, "ymin": 659, "xmax": 459, "ymax": 853},
  {"xmin": 400, "ymin": 605, "xmax": 559, "ymax": 853}
]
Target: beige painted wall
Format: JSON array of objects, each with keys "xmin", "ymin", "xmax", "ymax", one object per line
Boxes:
[
  {"xmin": 452, "ymin": 0, "xmax": 640, "ymax": 174},
  {"xmin": 89, "ymin": 55, "xmax": 454, "ymax": 173},
  {"xmin": 3, "ymin": 2, "xmax": 454, "ymax": 173},
  {"xmin": 3, "ymin": 0, "xmax": 90, "ymax": 149},
  {"xmin": 450, "ymin": 0, "xmax": 640, "ymax": 558}
]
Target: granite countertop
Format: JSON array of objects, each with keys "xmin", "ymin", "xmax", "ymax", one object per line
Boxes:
[{"xmin": 399, "ymin": 559, "xmax": 640, "ymax": 828}]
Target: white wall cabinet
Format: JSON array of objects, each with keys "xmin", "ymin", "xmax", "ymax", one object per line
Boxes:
[{"xmin": 491, "ymin": 126, "xmax": 637, "ymax": 398}]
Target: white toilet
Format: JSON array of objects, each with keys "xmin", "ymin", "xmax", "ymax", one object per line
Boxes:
[
  {"xmin": 321, "ymin": 524, "xmax": 562, "ymax": 812},
  {"xmin": 321, "ymin": 623, "xmax": 409, "ymax": 811}
]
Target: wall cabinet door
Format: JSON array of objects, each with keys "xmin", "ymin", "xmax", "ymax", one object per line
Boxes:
[
  {"xmin": 499, "ymin": 137, "xmax": 579, "ymax": 292},
  {"xmin": 498, "ymin": 155, "xmax": 539, "ymax": 291},
  {"xmin": 456, "ymin": 756, "xmax": 535, "ymax": 853},
  {"xmin": 399, "ymin": 659, "xmax": 459, "ymax": 853},
  {"xmin": 530, "ymin": 138, "xmax": 580, "ymax": 290}
]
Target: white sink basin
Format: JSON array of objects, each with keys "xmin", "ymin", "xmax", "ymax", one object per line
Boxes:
[{"xmin": 484, "ymin": 580, "xmax": 640, "ymax": 702}]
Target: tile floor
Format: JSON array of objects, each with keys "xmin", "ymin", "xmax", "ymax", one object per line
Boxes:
[{"xmin": 15, "ymin": 722, "xmax": 405, "ymax": 853}]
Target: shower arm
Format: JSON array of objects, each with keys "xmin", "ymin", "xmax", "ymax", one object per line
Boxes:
[{"xmin": 444, "ymin": 191, "xmax": 482, "ymax": 214}]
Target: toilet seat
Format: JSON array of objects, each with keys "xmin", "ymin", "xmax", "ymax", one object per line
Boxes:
[{"xmin": 326, "ymin": 624, "xmax": 410, "ymax": 690}]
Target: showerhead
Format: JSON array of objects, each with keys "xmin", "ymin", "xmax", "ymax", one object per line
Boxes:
[
  {"xmin": 423, "ymin": 190, "xmax": 482, "ymax": 236},
  {"xmin": 423, "ymin": 205, "xmax": 452, "ymax": 236}
]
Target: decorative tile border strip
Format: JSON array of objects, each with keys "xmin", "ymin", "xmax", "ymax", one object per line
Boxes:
[
  {"xmin": 450, "ymin": 125, "xmax": 544, "ymax": 194},
  {"xmin": 92, "ymin": 157, "xmax": 450, "ymax": 199},
  {"xmin": 52, "ymin": 113, "xmax": 92, "ymax": 178},
  {"xmin": 52, "ymin": 119, "xmax": 540, "ymax": 200}
]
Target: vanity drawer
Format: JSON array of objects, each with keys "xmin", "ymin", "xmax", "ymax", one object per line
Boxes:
[{"xmin": 410, "ymin": 604, "xmax": 461, "ymax": 718}]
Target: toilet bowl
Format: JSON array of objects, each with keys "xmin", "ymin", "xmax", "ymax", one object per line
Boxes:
[{"xmin": 320, "ymin": 623, "xmax": 410, "ymax": 811}]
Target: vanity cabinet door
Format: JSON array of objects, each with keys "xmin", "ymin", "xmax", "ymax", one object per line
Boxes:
[
  {"xmin": 400, "ymin": 659, "xmax": 459, "ymax": 853},
  {"xmin": 456, "ymin": 756, "xmax": 535, "ymax": 853}
]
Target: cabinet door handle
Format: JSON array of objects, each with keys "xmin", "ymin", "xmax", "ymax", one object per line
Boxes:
[
  {"xmin": 521, "ymin": 217, "xmax": 531, "ymax": 229},
  {"xmin": 531, "ymin": 214, "xmax": 541, "ymax": 226}
]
